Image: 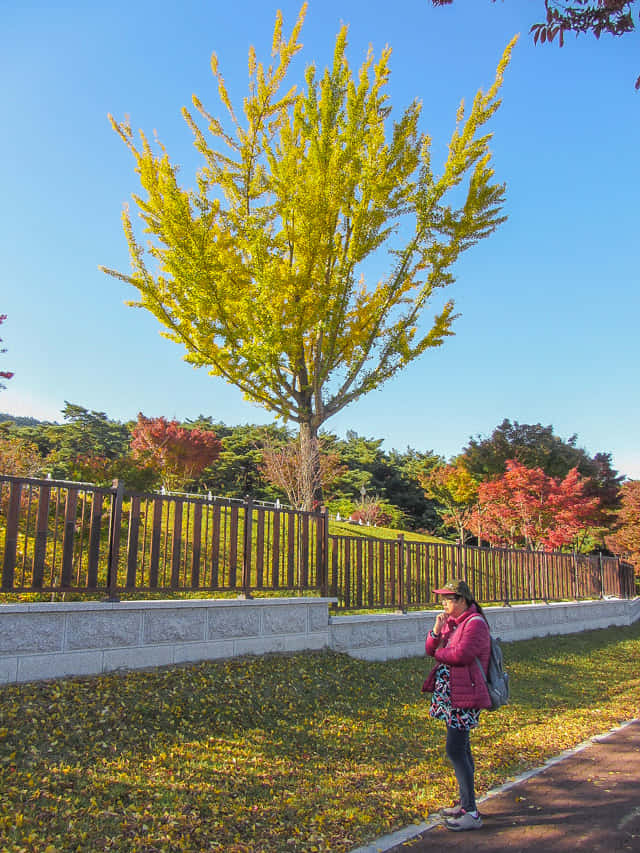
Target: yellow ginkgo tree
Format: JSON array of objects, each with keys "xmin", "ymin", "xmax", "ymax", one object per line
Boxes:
[{"xmin": 102, "ymin": 3, "xmax": 516, "ymax": 509}]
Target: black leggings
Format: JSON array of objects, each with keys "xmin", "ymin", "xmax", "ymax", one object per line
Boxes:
[{"xmin": 445, "ymin": 726, "xmax": 476, "ymax": 812}]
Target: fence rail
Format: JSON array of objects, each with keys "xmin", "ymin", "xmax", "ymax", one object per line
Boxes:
[{"xmin": 0, "ymin": 475, "xmax": 635, "ymax": 607}]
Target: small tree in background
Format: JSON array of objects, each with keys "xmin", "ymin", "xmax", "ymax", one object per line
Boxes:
[
  {"xmin": 418, "ymin": 461, "xmax": 478, "ymax": 542},
  {"xmin": 260, "ymin": 434, "xmax": 345, "ymax": 510},
  {"xmin": 606, "ymin": 480, "xmax": 640, "ymax": 574},
  {"xmin": 0, "ymin": 434, "xmax": 44, "ymax": 515},
  {"xmin": 131, "ymin": 414, "xmax": 222, "ymax": 491},
  {"xmin": 0, "ymin": 315, "xmax": 14, "ymax": 390},
  {"xmin": 349, "ymin": 495, "xmax": 393, "ymax": 527},
  {"xmin": 471, "ymin": 459, "xmax": 599, "ymax": 550},
  {"xmin": 68, "ymin": 453, "xmax": 113, "ymax": 484},
  {"xmin": 0, "ymin": 434, "xmax": 43, "ymax": 477}
]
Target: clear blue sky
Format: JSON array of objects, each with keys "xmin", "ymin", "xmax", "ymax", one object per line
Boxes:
[{"xmin": 1, "ymin": 0, "xmax": 638, "ymax": 477}]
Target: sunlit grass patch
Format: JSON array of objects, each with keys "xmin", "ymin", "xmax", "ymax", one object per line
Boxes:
[
  {"xmin": 329, "ymin": 521, "xmax": 447, "ymax": 543},
  {"xmin": 1, "ymin": 623, "xmax": 639, "ymax": 851}
]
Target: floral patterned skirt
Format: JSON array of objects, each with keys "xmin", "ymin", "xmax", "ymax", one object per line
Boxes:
[{"xmin": 429, "ymin": 664, "xmax": 481, "ymax": 731}]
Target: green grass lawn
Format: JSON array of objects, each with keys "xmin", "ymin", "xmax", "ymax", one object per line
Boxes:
[
  {"xmin": 1, "ymin": 623, "xmax": 639, "ymax": 852},
  {"xmin": 329, "ymin": 520, "xmax": 447, "ymax": 543}
]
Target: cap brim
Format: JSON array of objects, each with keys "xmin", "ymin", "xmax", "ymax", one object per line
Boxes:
[{"xmin": 433, "ymin": 588, "xmax": 456, "ymax": 595}]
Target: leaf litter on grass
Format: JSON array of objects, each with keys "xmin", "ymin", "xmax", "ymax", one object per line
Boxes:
[{"xmin": 1, "ymin": 623, "xmax": 639, "ymax": 851}]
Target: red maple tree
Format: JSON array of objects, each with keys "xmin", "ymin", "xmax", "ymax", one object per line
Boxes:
[
  {"xmin": 131, "ymin": 414, "xmax": 222, "ymax": 491},
  {"xmin": 606, "ymin": 480, "xmax": 640, "ymax": 573},
  {"xmin": 470, "ymin": 459, "xmax": 599, "ymax": 550}
]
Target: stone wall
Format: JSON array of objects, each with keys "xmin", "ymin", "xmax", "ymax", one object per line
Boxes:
[
  {"xmin": 1, "ymin": 596, "xmax": 638, "ymax": 684},
  {"xmin": 329, "ymin": 597, "xmax": 640, "ymax": 661},
  {"xmin": 0, "ymin": 598, "xmax": 332, "ymax": 685}
]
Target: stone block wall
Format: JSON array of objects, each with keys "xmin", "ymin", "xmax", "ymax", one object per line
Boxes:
[
  {"xmin": 0, "ymin": 598, "xmax": 333, "ymax": 685},
  {"xmin": 329, "ymin": 597, "xmax": 640, "ymax": 661}
]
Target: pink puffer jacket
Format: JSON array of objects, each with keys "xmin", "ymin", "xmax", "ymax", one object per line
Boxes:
[{"xmin": 424, "ymin": 604, "xmax": 491, "ymax": 709}]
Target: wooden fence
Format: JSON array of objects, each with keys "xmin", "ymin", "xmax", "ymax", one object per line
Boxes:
[
  {"xmin": 0, "ymin": 476, "xmax": 327, "ymax": 599},
  {"xmin": 0, "ymin": 475, "xmax": 635, "ymax": 607},
  {"xmin": 328, "ymin": 533, "xmax": 635, "ymax": 609}
]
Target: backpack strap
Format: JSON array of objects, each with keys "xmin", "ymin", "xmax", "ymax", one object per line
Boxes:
[{"xmin": 466, "ymin": 614, "xmax": 490, "ymax": 632}]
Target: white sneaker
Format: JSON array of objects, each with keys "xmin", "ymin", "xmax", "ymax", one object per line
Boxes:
[{"xmin": 445, "ymin": 812, "xmax": 483, "ymax": 831}]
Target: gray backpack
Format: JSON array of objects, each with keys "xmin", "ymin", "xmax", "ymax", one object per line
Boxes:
[{"xmin": 469, "ymin": 616, "xmax": 510, "ymax": 711}]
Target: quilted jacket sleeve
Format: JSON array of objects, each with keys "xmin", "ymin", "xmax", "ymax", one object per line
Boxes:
[
  {"xmin": 425, "ymin": 619, "xmax": 455, "ymax": 656},
  {"xmin": 425, "ymin": 629, "xmax": 442, "ymax": 657}
]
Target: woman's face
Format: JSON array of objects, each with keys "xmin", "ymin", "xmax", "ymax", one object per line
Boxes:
[{"xmin": 440, "ymin": 593, "xmax": 468, "ymax": 618}]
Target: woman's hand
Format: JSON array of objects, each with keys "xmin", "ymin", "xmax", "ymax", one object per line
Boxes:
[{"xmin": 433, "ymin": 611, "xmax": 447, "ymax": 635}]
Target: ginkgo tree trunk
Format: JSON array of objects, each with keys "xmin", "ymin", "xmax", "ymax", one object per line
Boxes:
[{"xmin": 102, "ymin": 3, "xmax": 516, "ymax": 510}]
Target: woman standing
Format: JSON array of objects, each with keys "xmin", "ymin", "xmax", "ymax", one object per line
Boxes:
[{"xmin": 423, "ymin": 578, "xmax": 491, "ymax": 831}]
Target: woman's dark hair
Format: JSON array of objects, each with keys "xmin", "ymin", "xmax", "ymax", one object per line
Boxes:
[
  {"xmin": 469, "ymin": 596, "xmax": 488, "ymax": 622},
  {"xmin": 462, "ymin": 590, "xmax": 488, "ymax": 623}
]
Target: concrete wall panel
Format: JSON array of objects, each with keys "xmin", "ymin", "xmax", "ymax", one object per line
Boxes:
[
  {"xmin": 17, "ymin": 651, "xmax": 102, "ymax": 683},
  {"xmin": 67, "ymin": 611, "xmax": 142, "ymax": 650},
  {"xmin": 143, "ymin": 608, "xmax": 206, "ymax": 645},
  {"xmin": 262, "ymin": 605, "xmax": 307, "ymax": 635},
  {"xmin": 103, "ymin": 644, "xmax": 175, "ymax": 673},
  {"xmin": 172, "ymin": 640, "xmax": 236, "ymax": 665},
  {"xmin": 207, "ymin": 608, "xmax": 261, "ymax": 640},
  {"xmin": 0, "ymin": 657, "xmax": 18, "ymax": 685},
  {"xmin": 0, "ymin": 613, "xmax": 65, "ymax": 653}
]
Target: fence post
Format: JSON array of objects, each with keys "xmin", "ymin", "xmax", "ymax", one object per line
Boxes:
[
  {"xmin": 616, "ymin": 557, "xmax": 622, "ymax": 598},
  {"xmin": 397, "ymin": 534, "xmax": 406, "ymax": 614},
  {"xmin": 106, "ymin": 479, "xmax": 124, "ymax": 602},
  {"xmin": 319, "ymin": 506, "xmax": 329, "ymax": 598},
  {"xmin": 503, "ymin": 550, "xmax": 510, "ymax": 606},
  {"xmin": 240, "ymin": 495, "xmax": 254, "ymax": 599},
  {"xmin": 2, "ymin": 480, "xmax": 22, "ymax": 591},
  {"xmin": 624, "ymin": 560, "xmax": 635, "ymax": 599},
  {"xmin": 572, "ymin": 549, "xmax": 579, "ymax": 600},
  {"xmin": 598, "ymin": 552, "xmax": 604, "ymax": 599}
]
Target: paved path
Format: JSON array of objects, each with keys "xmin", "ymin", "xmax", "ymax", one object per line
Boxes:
[{"xmin": 355, "ymin": 719, "xmax": 640, "ymax": 853}]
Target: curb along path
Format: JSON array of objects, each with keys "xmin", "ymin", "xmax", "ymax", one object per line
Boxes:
[{"xmin": 353, "ymin": 719, "xmax": 640, "ymax": 853}]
